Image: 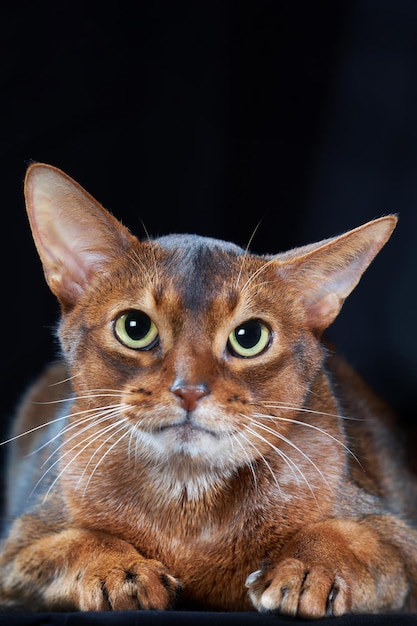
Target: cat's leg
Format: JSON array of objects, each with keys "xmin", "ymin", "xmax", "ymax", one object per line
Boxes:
[
  {"xmin": 0, "ymin": 522, "xmax": 181, "ymax": 611},
  {"xmin": 246, "ymin": 516, "xmax": 416, "ymax": 618}
]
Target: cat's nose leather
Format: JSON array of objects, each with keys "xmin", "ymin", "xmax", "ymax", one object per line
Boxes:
[{"xmin": 171, "ymin": 383, "xmax": 209, "ymax": 411}]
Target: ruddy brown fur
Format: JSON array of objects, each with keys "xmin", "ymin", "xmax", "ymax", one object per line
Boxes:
[{"xmin": 0, "ymin": 163, "xmax": 416, "ymax": 617}]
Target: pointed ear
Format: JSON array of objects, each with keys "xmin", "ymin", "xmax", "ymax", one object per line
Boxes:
[
  {"xmin": 277, "ymin": 216, "xmax": 397, "ymax": 330},
  {"xmin": 24, "ymin": 163, "xmax": 135, "ymax": 309}
]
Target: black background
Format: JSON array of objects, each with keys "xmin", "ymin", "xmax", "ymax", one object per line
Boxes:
[
  {"xmin": 3, "ymin": 0, "xmax": 417, "ymax": 433},
  {"xmin": 1, "ymin": 0, "xmax": 417, "ymax": 623}
]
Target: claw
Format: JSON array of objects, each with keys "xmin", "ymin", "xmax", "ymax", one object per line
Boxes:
[{"xmin": 245, "ymin": 569, "xmax": 263, "ymax": 587}]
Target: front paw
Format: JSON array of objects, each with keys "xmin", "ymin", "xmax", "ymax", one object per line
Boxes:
[
  {"xmin": 245, "ymin": 558, "xmax": 351, "ymax": 618},
  {"xmin": 74, "ymin": 555, "xmax": 181, "ymax": 611}
]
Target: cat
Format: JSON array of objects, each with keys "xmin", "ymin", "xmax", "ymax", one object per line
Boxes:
[{"xmin": 0, "ymin": 162, "xmax": 416, "ymax": 618}]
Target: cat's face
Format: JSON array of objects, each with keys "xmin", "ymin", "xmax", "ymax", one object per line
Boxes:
[
  {"xmin": 23, "ymin": 163, "xmax": 396, "ymax": 493},
  {"xmin": 59, "ymin": 234, "xmax": 322, "ymax": 474}
]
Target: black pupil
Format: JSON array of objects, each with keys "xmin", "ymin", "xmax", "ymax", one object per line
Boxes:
[
  {"xmin": 125, "ymin": 312, "xmax": 151, "ymax": 340},
  {"xmin": 235, "ymin": 321, "xmax": 262, "ymax": 349}
]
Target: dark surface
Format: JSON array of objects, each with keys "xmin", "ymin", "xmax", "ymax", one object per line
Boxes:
[
  {"xmin": 0, "ymin": 612, "xmax": 416, "ymax": 626},
  {"xmin": 1, "ymin": 0, "xmax": 417, "ymax": 624}
]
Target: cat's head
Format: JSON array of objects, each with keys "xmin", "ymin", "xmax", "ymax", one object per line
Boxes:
[{"xmin": 24, "ymin": 164, "xmax": 397, "ymax": 484}]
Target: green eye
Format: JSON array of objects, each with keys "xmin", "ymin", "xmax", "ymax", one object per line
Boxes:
[
  {"xmin": 114, "ymin": 311, "xmax": 158, "ymax": 350},
  {"xmin": 228, "ymin": 320, "xmax": 271, "ymax": 358}
]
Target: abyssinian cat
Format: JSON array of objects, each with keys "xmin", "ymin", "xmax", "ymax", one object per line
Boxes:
[{"xmin": 0, "ymin": 163, "xmax": 416, "ymax": 618}]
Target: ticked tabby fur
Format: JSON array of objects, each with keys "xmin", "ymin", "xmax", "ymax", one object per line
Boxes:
[{"xmin": 0, "ymin": 163, "xmax": 416, "ymax": 618}]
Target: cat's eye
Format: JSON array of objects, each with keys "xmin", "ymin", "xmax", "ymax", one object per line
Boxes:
[
  {"xmin": 227, "ymin": 320, "xmax": 271, "ymax": 358},
  {"xmin": 114, "ymin": 311, "xmax": 158, "ymax": 350}
]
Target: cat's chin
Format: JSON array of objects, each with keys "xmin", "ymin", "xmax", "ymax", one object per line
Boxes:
[
  {"xmin": 153, "ymin": 423, "xmax": 222, "ymax": 458},
  {"xmin": 133, "ymin": 420, "xmax": 238, "ymax": 470}
]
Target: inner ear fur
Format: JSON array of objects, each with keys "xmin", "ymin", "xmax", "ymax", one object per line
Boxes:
[
  {"xmin": 24, "ymin": 163, "xmax": 136, "ymax": 309},
  {"xmin": 274, "ymin": 216, "xmax": 397, "ymax": 330}
]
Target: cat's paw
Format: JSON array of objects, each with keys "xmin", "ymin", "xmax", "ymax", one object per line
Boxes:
[
  {"xmin": 73, "ymin": 555, "xmax": 182, "ymax": 611},
  {"xmin": 245, "ymin": 558, "xmax": 351, "ymax": 618}
]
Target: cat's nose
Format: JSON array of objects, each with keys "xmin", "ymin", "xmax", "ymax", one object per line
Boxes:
[{"xmin": 171, "ymin": 382, "xmax": 210, "ymax": 412}]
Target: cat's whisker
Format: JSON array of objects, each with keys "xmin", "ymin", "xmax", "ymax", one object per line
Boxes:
[
  {"xmin": 138, "ymin": 218, "xmax": 151, "ymax": 241},
  {"xmin": 75, "ymin": 388, "xmax": 126, "ymax": 395},
  {"xmin": 128, "ymin": 222, "xmax": 160, "ymax": 286},
  {"xmin": 130, "ymin": 422, "xmax": 144, "ymax": 466},
  {"xmin": 252, "ymin": 410, "xmax": 362, "ymax": 468},
  {"xmin": 242, "ymin": 421, "xmax": 302, "ymax": 486},
  {"xmin": 80, "ymin": 424, "xmax": 133, "ymax": 498},
  {"xmin": 126, "ymin": 248, "xmax": 157, "ymax": 286},
  {"xmin": 31, "ymin": 416, "xmax": 126, "ymax": 502},
  {"xmin": 234, "ymin": 220, "xmax": 263, "ymax": 289},
  {"xmin": 245, "ymin": 279, "xmax": 281, "ymax": 291},
  {"xmin": 32, "ymin": 392, "xmax": 126, "ymax": 405},
  {"xmin": 76, "ymin": 420, "xmax": 130, "ymax": 484},
  {"xmin": 29, "ymin": 406, "xmax": 131, "ymax": 501},
  {"xmin": 0, "ymin": 402, "xmax": 128, "ymax": 449},
  {"xmin": 29, "ymin": 404, "xmax": 130, "ymax": 457},
  {"xmin": 48, "ymin": 372, "xmax": 79, "ymax": 386},
  {"xmin": 0, "ymin": 413, "xmax": 69, "ymax": 447},
  {"xmin": 37, "ymin": 405, "xmax": 130, "ymax": 464},
  {"xmin": 126, "ymin": 247, "xmax": 148, "ymax": 272},
  {"xmin": 243, "ymin": 416, "xmax": 331, "ymax": 505},
  {"xmin": 127, "ymin": 421, "xmax": 153, "ymax": 467},
  {"xmin": 239, "ymin": 257, "xmax": 279, "ymax": 299},
  {"xmin": 242, "ymin": 424, "xmax": 308, "ymax": 495},
  {"xmin": 260, "ymin": 401, "xmax": 363, "ymax": 422},
  {"xmin": 229, "ymin": 432, "xmax": 258, "ymax": 489},
  {"xmin": 247, "ymin": 427, "xmax": 322, "ymax": 512},
  {"xmin": 127, "ymin": 423, "xmax": 139, "ymax": 464},
  {"xmin": 246, "ymin": 415, "xmax": 330, "ymax": 491},
  {"xmin": 40, "ymin": 416, "xmax": 129, "ymax": 503},
  {"xmin": 234, "ymin": 429, "xmax": 285, "ymax": 498},
  {"xmin": 145, "ymin": 240, "xmax": 161, "ymax": 287}
]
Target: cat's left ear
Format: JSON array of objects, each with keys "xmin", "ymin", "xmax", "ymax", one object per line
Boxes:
[
  {"xmin": 277, "ymin": 216, "xmax": 397, "ymax": 330},
  {"xmin": 24, "ymin": 163, "xmax": 136, "ymax": 309}
]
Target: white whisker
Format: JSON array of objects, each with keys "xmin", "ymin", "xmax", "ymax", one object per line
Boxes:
[
  {"xmin": 242, "ymin": 424, "xmax": 303, "ymax": 490},
  {"xmin": 234, "ymin": 430, "xmax": 285, "ymax": 498},
  {"xmin": 252, "ymin": 411, "xmax": 362, "ymax": 468},
  {"xmin": 260, "ymin": 401, "xmax": 363, "ymax": 422},
  {"xmin": 230, "ymin": 432, "xmax": 258, "ymax": 489},
  {"xmin": 30, "ymin": 404, "xmax": 130, "ymax": 457},
  {"xmin": 32, "ymin": 392, "xmax": 125, "ymax": 405},
  {"xmin": 0, "ymin": 402, "xmax": 129, "ymax": 449},
  {"xmin": 245, "ymin": 415, "xmax": 330, "ymax": 494},
  {"xmin": 80, "ymin": 424, "xmax": 132, "ymax": 498},
  {"xmin": 0, "ymin": 412, "xmax": 70, "ymax": 447},
  {"xmin": 48, "ymin": 372, "xmax": 78, "ymax": 386},
  {"xmin": 130, "ymin": 227, "xmax": 160, "ymax": 286},
  {"xmin": 40, "ymin": 416, "xmax": 128, "ymax": 503},
  {"xmin": 127, "ymin": 423, "xmax": 138, "ymax": 464},
  {"xmin": 234, "ymin": 220, "xmax": 263, "ymax": 289},
  {"xmin": 243, "ymin": 423, "xmax": 318, "ymax": 507},
  {"xmin": 240, "ymin": 257, "xmax": 279, "ymax": 299},
  {"xmin": 37, "ymin": 406, "xmax": 129, "ymax": 465}
]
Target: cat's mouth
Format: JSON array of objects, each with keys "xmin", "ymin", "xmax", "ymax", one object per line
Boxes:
[{"xmin": 156, "ymin": 418, "xmax": 220, "ymax": 440}]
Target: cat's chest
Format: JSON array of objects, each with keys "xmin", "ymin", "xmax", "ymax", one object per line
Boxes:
[
  {"xmin": 67, "ymin": 464, "xmax": 332, "ymax": 608},
  {"xmin": 132, "ymin": 496, "xmax": 320, "ymax": 610},
  {"xmin": 68, "ymin": 452, "xmax": 335, "ymax": 547},
  {"xmin": 73, "ymin": 475, "xmax": 315, "ymax": 563}
]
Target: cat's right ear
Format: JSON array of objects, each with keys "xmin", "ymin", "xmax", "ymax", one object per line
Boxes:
[{"xmin": 24, "ymin": 163, "xmax": 135, "ymax": 309}]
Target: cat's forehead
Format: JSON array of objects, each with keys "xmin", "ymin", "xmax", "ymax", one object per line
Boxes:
[
  {"xmin": 153, "ymin": 233, "xmax": 245, "ymax": 256},
  {"xmin": 147, "ymin": 233, "xmax": 262, "ymax": 314}
]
